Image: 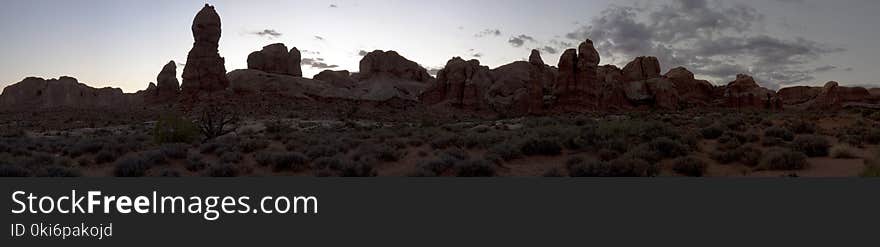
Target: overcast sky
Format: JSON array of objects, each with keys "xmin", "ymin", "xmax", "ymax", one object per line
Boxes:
[{"xmin": 1, "ymin": 0, "xmax": 878, "ymax": 92}]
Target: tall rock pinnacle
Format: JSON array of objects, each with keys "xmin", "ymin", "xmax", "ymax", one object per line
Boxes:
[{"xmin": 181, "ymin": 4, "xmax": 229, "ymax": 94}]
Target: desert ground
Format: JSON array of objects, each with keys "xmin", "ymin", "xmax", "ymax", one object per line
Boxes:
[{"xmin": 2, "ymin": 108, "xmax": 879, "ymax": 178}]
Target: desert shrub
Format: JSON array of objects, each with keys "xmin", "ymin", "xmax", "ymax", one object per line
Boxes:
[
  {"xmin": 199, "ymin": 142, "xmax": 227, "ymax": 154},
  {"xmin": 373, "ymin": 144, "xmax": 401, "ymax": 162},
  {"xmin": 488, "ymin": 143, "xmax": 522, "ymax": 161},
  {"xmin": 761, "ymin": 137, "xmax": 786, "ymax": 147},
  {"xmin": 520, "ymin": 138, "xmax": 562, "ymax": 156},
  {"xmin": 597, "ymin": 149, "xmax": 620, "ymax": 161},
  {"xmin": 153, "ymin": 114, "xmax": 199, "ymax": 144},
  {"xmin": 454, "ymin": 159, "xmax": 496, "ymax": 177},
  {"xmin": 764, "ymin": 126, "xmax": 794, "ymax": 141},
  {"xmin": 206, "ymin": 164, "xmax": 239, "ymax": 177},
  {"xmin": 160, "ymin": 143, "xmax": 189, "ymax": 159},
  {"xmin": 269, "ymin": 152, "xmax": 309, "ymax": 172},
  {"xmin": 142, "ymin": 150, "xmax": 169, "ymax": 166},
  {"xmin": 542, "ymin": 168, "xmax": 564, "ymax": 177},
  {"xmin": 69, "ymin": 139, "xmax": 106, "ymax": 157},
  {"xmin": 788, "ymin": 120, "xmax": 816, "ymax": 134},
  {"xmin": 700, "ymin": 125, "xmax": 724, "ymax": 140},
  {"xmin": 0, "ymin": 165, "xmax": 32, "ymax": 177},
  {"xmin": 794, "ymin": 135, "xmax": 830, "ymax": 157},
  {"xmin": 339, "ymin": 160, "xmax": 378, "ymax": 177},
  {"xmin": 672, "ymin": 156, "xmax": 709, "ymax": 177},
  {"xmin": 760, "ymin": 149, "xmax": 808, "ymax": 171},
  {"xmin": 158, "ymin": 170, "xmax": 181, "ymax": 177},
  {"xmin": 646, "ymin": 137, "xmax": 688, "ymax": 159},
  {"xmin": 94, "ymin": 149, "xmax": 118, "ymax": 164},
  {"xmin": 862, "ymin": 164, "xmax": 880, "ymax": 177},
  {"xmin": 264, "ymin": 120, "xmax": 293, "ymax": 135},
  {"xmin": 430, "ymin": 133, "xmax": 462, "ymax": 149},
  {"xmin": 411, "ymin": 159, "xmax": 455, "ymax": 177},
  {"xmin": 185, "ymin": 154, "xmax": 208, "ymax": 172},
  {"xmin": 37, "ymin": 166, "xmax": 81, "ymax": 177},
  {"xmin": 712, "ymin": 145, "xmax": 762, "ymax": 166},
  {"xmin": 830, "ymin": 145, "xmax": 859, "ymax": 159},
  {"xmin": 313, "ymin": 156, "xmax": 344, "ymax": 171},
  {"xmin": 238, "ymin": 139, "xmax": 269, "ymax": 154},
  {"xmin": 567, "ymin": 156, "xmax": 657, "ymax": 177},
  {"xmin": 114, "ymin": 156, "xmax": 149, "ymax": 177},
  {"xmin": 219, "ymin": 151, "xmax": 243, "ymax": 164},
  {"xmin": 720, "ymin": 116, "xmax": 746, "ymax": 131},
  {"xmin": 306, "ymin": 145, "xmax": 340, "ymax": 160},
  {"xmin": 866, "ymin": 129, "xmax": 880, "ymax": 145}
]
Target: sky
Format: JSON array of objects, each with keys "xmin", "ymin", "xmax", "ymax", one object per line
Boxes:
[{"xmin": 1, "ymin": 0, "xmax": 879, "ymax": 93}]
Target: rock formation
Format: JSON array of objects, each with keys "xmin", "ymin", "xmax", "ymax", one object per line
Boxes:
[
  {"xmin": 181, "ymin": 4, "xmax": 229, "ymax": 94},
  {"xmin": 247, "ymin": 43, "xmax": 302, "ymax": 77},
  {"xmin": 155, "ymin": 61, "xmax": 180, "ymax": 100},
  {"xmin": 421, "ymin": 57, "xmax": 492, "ymax": 110},
  {"xmin": 777, "ymin": 86, "xmax": 821, "ymax": 105},
  {"xmin": 810, "ymin": 81, "xmax": 872, "ymax": 109},
  {"xmin": 622, "ymin": 56, "xmax": 661, "ymax": 82},
  {"xmin": 314, "ymin": 70, "xmax": 356, "ymax": 89},
  {"xmin": 722, "ymin": 74, "xmax": 782, "ymax": 110},
  {"xmin": 227, "ymin": 69, "xmax": 352, "ymax": 99},
  {"xmin": 665, "ymin": 67, "xmax": 715, "ymax": 106},
  {"xmin": 357, "ymin": 50, "xmax": 432, "ymax": 82},
  {"xmin": 555, "ymin": 39, "xmax": 601, "ymax": 110},
  {"xmin": 353, "ymin": 50, "xmax": 432, "ymax": 101},
  {"xmin": 0, "ymin": 77, "xmax": 136, "ymax": 109}
]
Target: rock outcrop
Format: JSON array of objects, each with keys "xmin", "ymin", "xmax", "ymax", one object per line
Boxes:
[
  {"xmin": 0, "ymin": 77, "xmax": 136, "ymax": 109},
  {"xmin": 357, "ymin": 50, "xmax": 432, "ymax": 82},
  {"xmin": 181, "ymin": 4, "xmax": 229, "ymax": 94},
  {"xmin": 227, "ymin": 69, "xmax": 352, "ymax": 99},
  {"xmin": 155, "ymin": 61, "xmax": 180, "ymax": 100},
  {"xmin": 722, "ymin": 74, "xmax": 782, "ymax": 110},
  {"xmin": 555, "ymin": 39, "xmax": 600, "ymax": 110},
  {"xmin": 810, "ymin": 81, "xmax": 872, "ymax": 109},
  {"xmin": 665, "ymin": 67, "xmax": 715, "ymax": 106},
  {"xmin": 353, "ymin": 50, "xmax": 432, "ymax": 101},
  {"xmin": 622, "ymin": 56, "xmax": 661, "ymax": 82},
  {"xmin": 247, "ymin": 43, "xmax": 302, "ymax": 77},
  {"xmin": 421, "ymin": 57, "xmax": 492, "ymax": 110},
  {"xmin": 314, "ymin": 70, "xmax": 356, "ymax": 89},
  {"xmin": 777, "ymin": 86, "xmax": 821, "ymax": 105}
]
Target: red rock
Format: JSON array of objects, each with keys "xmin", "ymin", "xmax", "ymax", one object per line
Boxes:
[
  {"xmin": 554, "ymin": 39, "xmax": 601, "ymax": 110},
  {"xmin": 314, "ymin": 70, "xmax": 356, "ymax": 89},
  {"xmin": 777, "ymin": 86, "xmax": 820, "ymax": 105},
  {"xmin": 622, "ymin": 56, "xmax": 661, "ymax": 82},
  {"xmin": 247, "ymin": 43, "xmax": 302, "ymax": 77},
  {"xmin": 722, "ymin": 74, "xmax": 781, "ymax": 110},
  {"xmin": 155, "ymin": 61, "xmax": 180, "ymax": 101},
  {"xmin": 421, "ymin": 57, "xmax": 492, "ymax": 110},
  {"xmin": 664, "ymin": 67, "xmax": 714, "ymax": 106},
  {"xmin": 357, "ymin": 50, "xmax": 431, "ymax": 82},
  {"xmin": 0, "ymin": 77, "xmax": 137, "ymax": 109},
  {"xmin": 810, "ymin": 81, "xmax": 872, "ymax": 109},
  {"xmin": 181, "ymin": 4, "xmax": 229, "ymax": 94}
]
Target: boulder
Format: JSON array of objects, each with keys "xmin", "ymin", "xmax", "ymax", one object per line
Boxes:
[
  {"xmin": 247, "ymin": 43, "xmax": 302, "ymax": 77},
  {"xmin": 181, "ymin": 4, "xmax": 229, "ymax": 94},
  {"xmin": 554, "ymin": 39, "xmax": 601, "ymax": 110},
  {"xmin": 622, "ymin": 56, "xmax": 661, "ymax": 82}
]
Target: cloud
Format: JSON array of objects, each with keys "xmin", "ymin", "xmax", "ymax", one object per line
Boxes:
[
  {"xmin": 329, "ymin": 4, "xmax": 338, "ymax": 8},
  {"xmin": 540, "ymin": 46, "xmax": 558, "ymax": 54},
  {"xmin": 475, "ymin": 29, "xmax": 502, "ymax": 37},
  {"xmin": 314, "ymin": 36, "xmax": 325, "ymax": 41},
  {"xmin": 564, "ymin": 0, "xmax": 844, "ymax": 88},
  {"xmin": 302, "ymin": 58, "xmax": 339, "ymax": 69},
  {"xmin": 472, "ymin": 53, "xmax": 483, "ymax": 58},
  {"xmin": 508, "ymin": 34, "xmax": 536, "ymax": 47},
  {"xmin": 358, "ymin": 50, "xmax": 369, "ymax": 56},
  {"xmin": 251, "ymin": 29, "xmax": 282, "ymax": 38}
]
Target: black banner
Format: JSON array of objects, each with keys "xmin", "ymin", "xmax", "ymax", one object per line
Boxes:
[{"xmin": 2, "ymin": 178, "xmax": 878, "ymax": 246}]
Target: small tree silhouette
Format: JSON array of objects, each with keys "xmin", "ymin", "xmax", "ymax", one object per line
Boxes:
[{"xmin": 196, "ymin": 103, "xmax": 239, "ymax": 141}]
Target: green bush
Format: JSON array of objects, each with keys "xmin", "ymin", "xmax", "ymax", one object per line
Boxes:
[
  {"xmin": 794, "ymin": 135, "xmax": 830, "ymax": 157},
  {"xmin": 672, "ymin": 156, "xmax": 709, "ymax": 177},
  {"xmin": 153, "ymin": 114, "xmax": 199, "ymax": 144}
]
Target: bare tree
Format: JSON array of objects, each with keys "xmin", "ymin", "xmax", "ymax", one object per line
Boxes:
[{"xmin": 196, "ymin": 103, "xmax": 239, "ymax": 141}]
